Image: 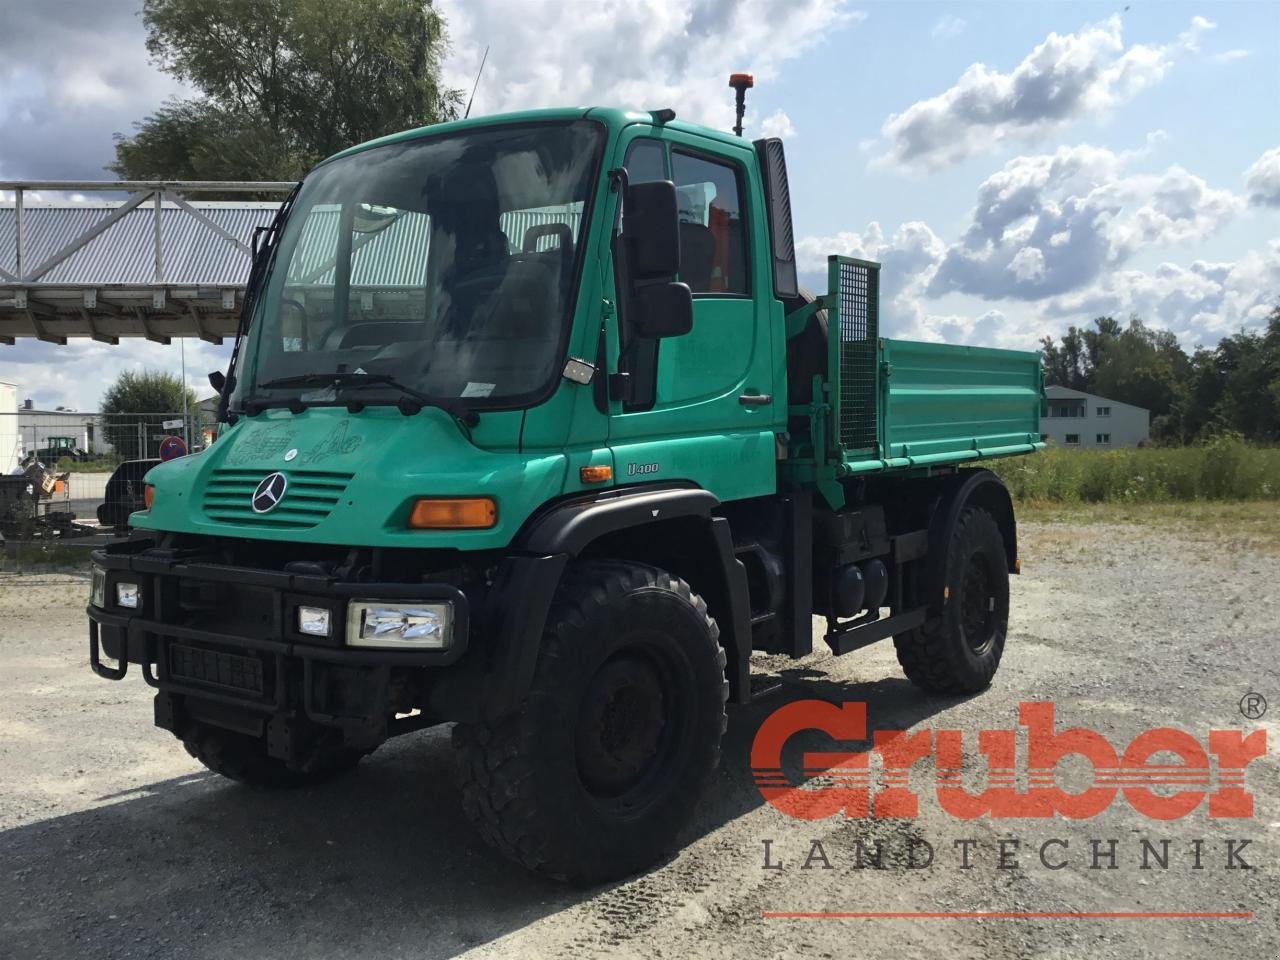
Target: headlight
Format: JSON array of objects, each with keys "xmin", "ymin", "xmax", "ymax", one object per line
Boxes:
[
  {"xmin": 116, "ymin": 582, "xmax": 140, "ymax": 609},
  {"xmin": 346, "ymin": 601, "xmax": 452, "ymax": 649},
  {"xmin": 90, "ymin": 565, "xmax": 106, "ymax": 608},
  {"xmin": 297, "ymin": 605, "xmax": 332, "ymax": 637}
]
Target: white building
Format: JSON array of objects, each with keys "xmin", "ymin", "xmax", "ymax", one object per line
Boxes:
[
  {"xmin": 15, "ymin": 399, "xmax": 111, "ymax": 457},
  {"xmin": 0, "ymin": 380, "xmax": 17, "ymax": 473},
  {"xmin": 1041, "ymin": 385, "xmax": 1150, "ymax": 449}
]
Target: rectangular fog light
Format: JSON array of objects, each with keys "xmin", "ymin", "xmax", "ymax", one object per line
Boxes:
[
  {"xmin": 90, "ymin": 565, "xmax": 106, "ymax": 608},
  {"xmin": 297, "ymin": 605, "xmax": 332, "ymax": 637},
  {"xmin": 116, "ymin": 582, "xmax": 140, "ymax": 609},
  {"xmin": 346, "ymin": 601, "xmax": 452, "ymax": 650}
]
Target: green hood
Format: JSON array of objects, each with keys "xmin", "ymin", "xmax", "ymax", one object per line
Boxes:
[{"xmin": 136, "ymin": 407, "xmax": 568, "ymax": 550}]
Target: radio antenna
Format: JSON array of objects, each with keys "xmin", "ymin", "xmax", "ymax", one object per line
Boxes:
[{"xmin": 464, "ymin": 46, "xmax": 490, "ymax": 120}]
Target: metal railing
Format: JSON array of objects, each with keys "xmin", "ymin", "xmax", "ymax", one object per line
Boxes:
[
  {"xmin": 0, "ymin": 181, "xmax": 295, "ymax": 345},
  {"xmin": 0, "ymin": 181, "xmax": 295, "ymax": 285}
]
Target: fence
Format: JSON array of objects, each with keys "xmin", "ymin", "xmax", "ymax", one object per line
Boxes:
[{"xmin": 1, "ymin": 410, "xmax": 209, "ymax": 516}]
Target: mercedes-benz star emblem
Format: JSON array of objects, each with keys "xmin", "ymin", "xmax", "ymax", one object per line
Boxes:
[{"xmin": 252, "ymin": 472, "xmax": 288, "ymax": 513}]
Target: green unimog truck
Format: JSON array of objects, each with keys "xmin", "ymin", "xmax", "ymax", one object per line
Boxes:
[{"xmin": 87, "ymin": 100, "xmax": 1043, "ymax": 882}]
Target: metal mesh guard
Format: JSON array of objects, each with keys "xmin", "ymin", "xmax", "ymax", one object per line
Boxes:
[{"xmin": 834, "ymin": 258, "xmax": 879, "ymax": 453}]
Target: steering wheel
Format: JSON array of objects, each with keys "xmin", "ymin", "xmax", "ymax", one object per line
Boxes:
[{"xmin": 278, "ymin": 297, "xmax": 308, "ymax": 324}]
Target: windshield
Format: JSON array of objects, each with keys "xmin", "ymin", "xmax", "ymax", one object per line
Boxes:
[{"xmin": 233, "ymin": 120, "xmax": 604, "ymax": 410}]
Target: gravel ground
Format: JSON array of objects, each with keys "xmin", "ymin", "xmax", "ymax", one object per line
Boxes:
[{"xmin": 1, "ymin": 519, "xmax": 1277, "ymax": 959}]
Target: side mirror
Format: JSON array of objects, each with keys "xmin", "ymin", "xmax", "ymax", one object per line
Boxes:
[
  {"xmin": 631, "ymin": 282, "xmax": 693, "ymax": 339},
  {"xmin": 208, "ymin": 370, "xmax": 226, "ymax": 394},
  {"xmin": 624, "ymin": 180, "xmax": 681, "ymax": 279},
  {"xmin": 251, "ymin": 225, "xmax": 270, "ymax": 259}
]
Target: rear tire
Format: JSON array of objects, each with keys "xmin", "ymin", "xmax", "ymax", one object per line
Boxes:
[
  {"xmin": 183, "ymin": 725, "xmax": 365, "ymax": 789},
  {"xmin": 457, "ymin": 560, "xmax": 728, "ymax": 883},
  {"xmin": 894, "ymin": 506, "xmax": 1009, "ymax": 693}
]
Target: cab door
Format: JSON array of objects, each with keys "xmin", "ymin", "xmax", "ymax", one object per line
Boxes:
[{"xmin": 604, "ymin": 128, "xmax": 779, "ymax": 502}]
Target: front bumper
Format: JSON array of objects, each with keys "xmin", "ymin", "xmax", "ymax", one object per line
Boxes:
[{"xmin": 87, "ymin": 542, "xmax": 471, "ymax": 747}]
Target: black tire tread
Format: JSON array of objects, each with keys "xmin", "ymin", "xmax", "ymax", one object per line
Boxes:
[
  {"xmin": 457, "ymin": 560, "xmax": 727, "ymax": 881},
  {"xmin": 894, "ymin": 506, "xmax": 1007, "ymax": 694}
]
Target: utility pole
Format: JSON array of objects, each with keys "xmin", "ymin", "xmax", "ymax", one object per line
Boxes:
[{"xmin": 179, "ymin": 337, "xmax": 190, "ymax": 450}]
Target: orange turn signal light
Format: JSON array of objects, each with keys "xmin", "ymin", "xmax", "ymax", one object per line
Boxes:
[
  {"xmin": 579, "ymin": 465, "xmax": 612, "ymax": 484},
  {"xmin": 408, "ymin": 497, "xmax": 496, "ymax": 530},
  {"xmin": 143, "ymin": 484, "xmax": 155, "ymax": 509}
]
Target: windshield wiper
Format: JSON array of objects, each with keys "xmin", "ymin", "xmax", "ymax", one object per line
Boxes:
[{"xmin": 256, "ymin": 373, "xmax": 480, "ymax": 427}]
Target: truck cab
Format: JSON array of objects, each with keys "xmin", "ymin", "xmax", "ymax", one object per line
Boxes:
[{"xmin": 87, "ymin": 106, "xmax": 1042, "ymax": 883}]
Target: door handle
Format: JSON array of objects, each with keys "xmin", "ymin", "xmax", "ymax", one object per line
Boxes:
[{"xmin": 738, "ymin": 393, "xmax": 772, "ymax": 406}]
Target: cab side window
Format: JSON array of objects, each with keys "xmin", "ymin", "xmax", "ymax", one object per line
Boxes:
[
  {"xmin": 671, "ymin": 151, "xmax": 748, "ymax": 295},
  {"xmin": 625, "ymin": 138, "xmax": 667, "ymax": 184}
]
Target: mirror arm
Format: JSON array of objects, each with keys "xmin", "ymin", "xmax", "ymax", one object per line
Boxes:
[{"xmin": 608, "ymin": 166, "xmax": 631, "ymax": 197}]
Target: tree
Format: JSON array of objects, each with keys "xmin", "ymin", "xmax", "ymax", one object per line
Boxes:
[
  {"xmin": 101, "ymin": 371, "xmax": 201, "ymax": 459},
  {"xmin": 1212, "ymin": 311, "xmax": 1280, "ymax": 443},
  {"xmin": 1090, "ymin": 316, "xmax": 1190, "ymax": 428},
  {"xmin": 111, "ymin": 0, "xmax": 462, "ymax": 182},
  {"xmin": 111, "ymin": 99, "xmax": 307, "ymax": 184},
  {"xmin": 1041, "ymin": 308, "xmax": 1280, "ymax": 444}
]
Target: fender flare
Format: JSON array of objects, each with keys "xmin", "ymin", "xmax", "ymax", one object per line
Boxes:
[
  {"xmin": 482, "ymin": 484, "xmax": 751, "ymax": 719},
  {"xmin": 518, "ymin": 484, "xmax": 720, "ymax": 555},
  {"xmin": 919, "ymin": 468, "xmax": 1017, "ymax": 610}
]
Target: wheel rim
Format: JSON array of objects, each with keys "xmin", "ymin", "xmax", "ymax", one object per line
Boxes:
[
  {"xmin": 575, "ymin": 646, "xmax": 687, "ymax": 809},
  {"xmin": 959, "ymin": 551, "xmax": 998, "ymax": 656}
]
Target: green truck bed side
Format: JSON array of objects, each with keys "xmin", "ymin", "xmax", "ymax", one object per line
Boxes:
[
  {"xmin": 783, "ymin": 257, "xmax": 1043, "ymax": 498},
  {"xmin": 845, "ymin": 338, "xmax": 1044, "ymax": 474}
]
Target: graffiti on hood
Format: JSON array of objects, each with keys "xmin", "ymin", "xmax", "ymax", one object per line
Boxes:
[
  {"xmin": 301, "ymin": 419, "xmax": 364, "ymax": 464},
  {"xmin": 225, "ymin": 425, "xmax": 298, "ymax": 465}
]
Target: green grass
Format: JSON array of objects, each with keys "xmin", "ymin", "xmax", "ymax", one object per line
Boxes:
[
  {"xmin": 53, "ymin": 458, "xmax": 120, "ymax": 473},
  {"xmin": 989, "ymin": 438, "xmax": 1280, "ymax": 504},
  {"xmin": 0, "ymin": 539, "xmax": 99, "ymax": 572}
]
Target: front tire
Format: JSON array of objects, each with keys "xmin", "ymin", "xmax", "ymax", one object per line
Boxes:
[
  {"xmin": 894, "ymin": 506, "xmax": 1009, "ymax": 693},
  {"xmin": 457, "ymin": 561, "xmax": 728, "ymax": 883}
]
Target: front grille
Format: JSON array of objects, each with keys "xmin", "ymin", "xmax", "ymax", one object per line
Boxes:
[
  {"xmin": 201, "ymin": 469, "xmax": 354, "ymax": 529},
  {"xmin": 169, "ymin": 644, "xmax": 264, "ymax": 695}
]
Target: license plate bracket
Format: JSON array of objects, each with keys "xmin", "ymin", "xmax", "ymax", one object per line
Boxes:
[{"xmin": 168, "ymin": 644, "xmax": 265, "ymax": 696}]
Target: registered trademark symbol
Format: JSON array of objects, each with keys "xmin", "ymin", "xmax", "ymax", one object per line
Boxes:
[{"xmin": 1239, "ymin": 692, "xmax": 1267, "ymax": 720}]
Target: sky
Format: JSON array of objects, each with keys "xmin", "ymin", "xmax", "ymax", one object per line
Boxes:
[{"xmin": 1, "ymin": 0, "xmax": 1277, "ymax": 410}]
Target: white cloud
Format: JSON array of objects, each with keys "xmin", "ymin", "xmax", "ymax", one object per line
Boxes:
[
  {"xmin": 795, "ymin": 142, "xmax": 1270, "ymax": 352},
  {"xmin": 877, "ymin": 15, "xmax": 1212, "ymax": 171},
  {"xmin": 926, "ymin": 144, "xmax": 1242, "ymax": 301},
  {"xmin": 438, "ymin": 0, "xmax": 863, "ymax": 132},
  {"xmin": 1008, "ymin": 247, "xmax": 1045, "ymax": 282},
  {"xmin": 926, "ymin": 310, "xmax": 1010, "ymax": 346},
  {"xmin": 796, "ymin": 221, "xmax": 948, "ymax": 337},
  {"xmin": 1042, "ymin": 242, "xmax": 1280, "ymax": 345},
  {"xmin": 0, "ymin": 1, "xmax": 190, "ymax": 181},
  {"xmin": 1244, "ymin": 146, "xmax": 1280, "ymax": 208},
  {"xmin": 758, "ymin": 109, "xmax": 796, "ymax": 139},
  {"xmin": 1, "ymin": 338, "xmax": 229, "ymax": 412},
  {"xmin": 931, "ymin": 15, "xmax": 966, "ymax": 40},
  {"xmin": 1212, "ymin": 48, "xmax": 1250, "ymax": 63}
]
